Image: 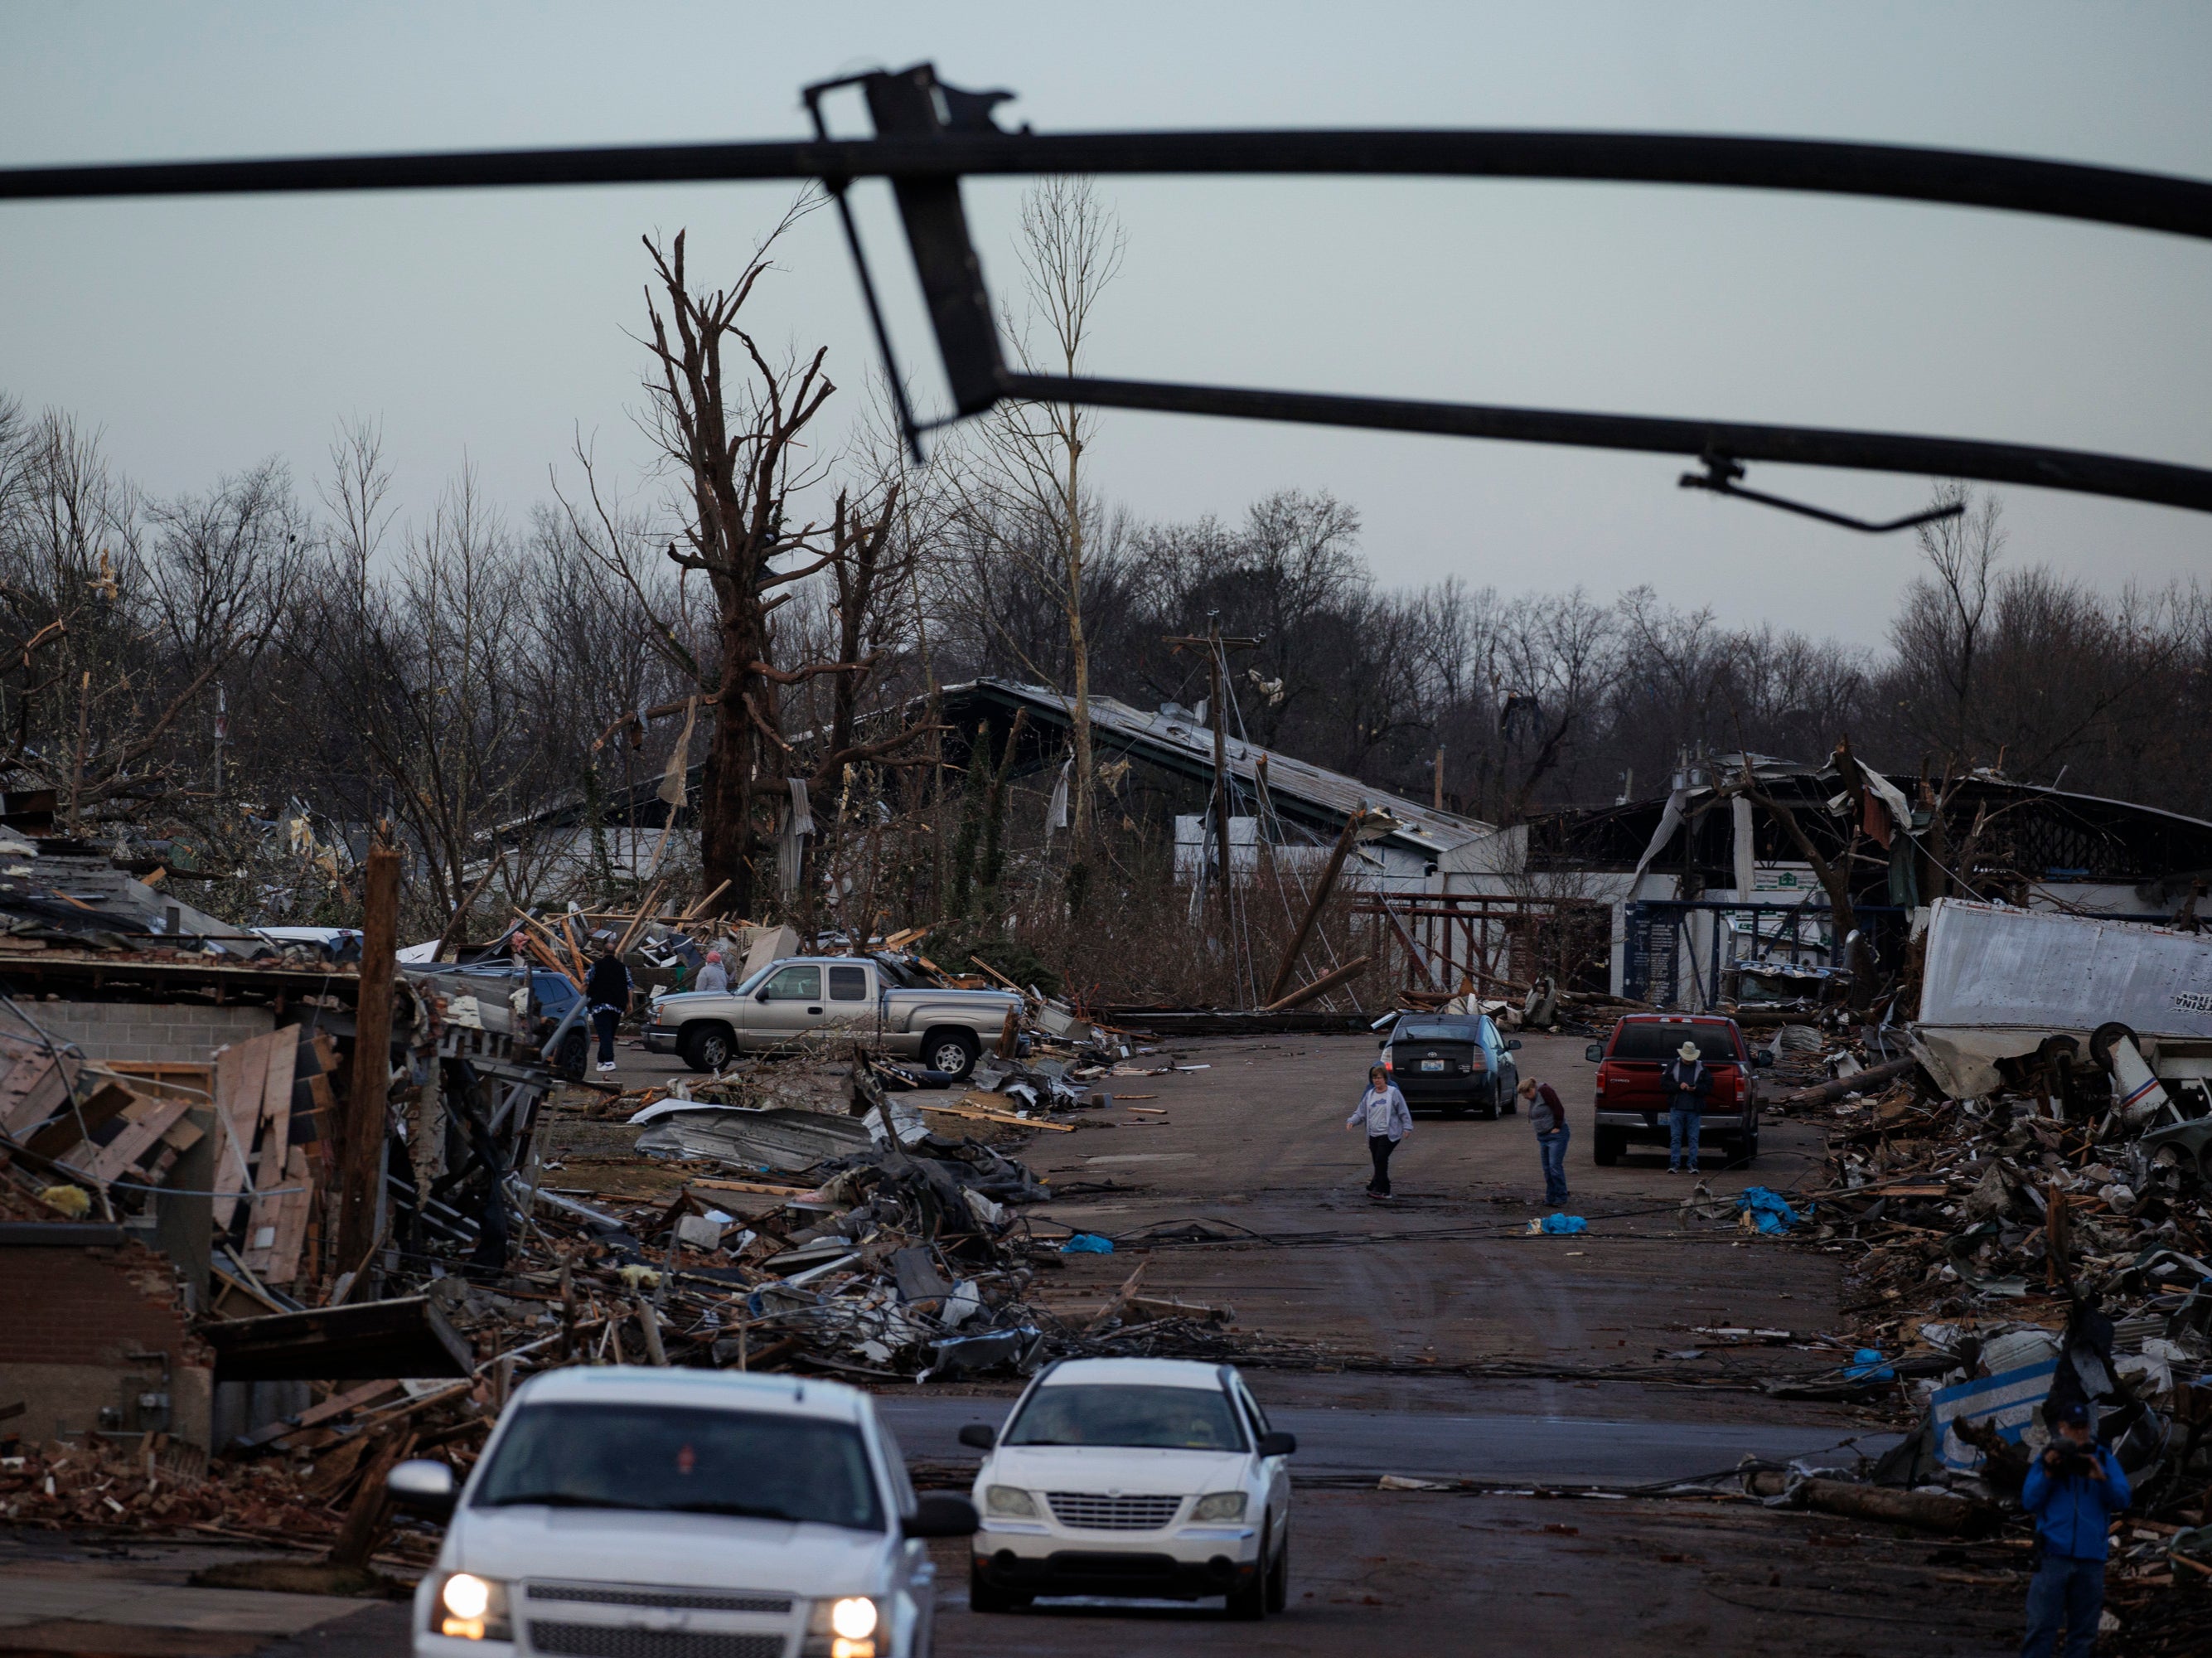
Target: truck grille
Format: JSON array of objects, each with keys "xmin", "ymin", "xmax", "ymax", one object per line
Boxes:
[
  {"xmin": 528, "ymin": 1625, "xmax": 784, "ymax": 1658},
  {"xmin": 528, "ymin": 1584, "xmax": 792, "ymax": 1615},
  {"xmin": 1047, "ymin": 1491, "xmax": 1184, "ymax": 1530}
]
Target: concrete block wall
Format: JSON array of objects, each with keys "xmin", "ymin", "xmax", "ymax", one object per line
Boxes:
[{"xmin": 31, "ymin": 1000, "xmax": 274, "ymax": 1064}]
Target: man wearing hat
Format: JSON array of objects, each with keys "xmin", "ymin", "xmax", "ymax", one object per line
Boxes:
[
  {"xmin": 1660, "ymin": 1039, "xmax": 1712, "ymax": 1173},
  {"xmin": 2019, "ymin": 1399, "xmax": 2129, "ymax": 1657},
  {"xmin": 695, "ymin": 950, "xmax": 729, "ymax": 994}
]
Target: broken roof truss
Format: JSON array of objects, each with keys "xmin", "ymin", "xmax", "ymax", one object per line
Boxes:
[{"xmin": 5, "ymin": 61, "xmax": 2211, "ymax": 524}]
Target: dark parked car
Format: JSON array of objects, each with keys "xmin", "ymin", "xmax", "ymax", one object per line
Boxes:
[
  {"xmin": 1380, "ymin": 1014, "xmax": 1521, "ymax": 1117},
  {"xmin": 1585, "ymin": 1013, "xmax": 1771, "ymax": 1167}
]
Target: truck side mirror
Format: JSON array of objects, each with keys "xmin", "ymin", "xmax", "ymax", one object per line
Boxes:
[
  {"xmin": 904, "ymin": 1493, "xmax": 980, "ymax": 1538},
  {"xmin": 387, "ymin": 1458, "xmax": 457, "ymax": 1520},
  {"xmin": 1257, "ymin": 1431, "xmax": 1297, "ymax": 1457},
  {"xmin": 756, "ymin": 988, "xmax": 772, "ymax": 1003},
  {"xmin": 956, "ymin": 1423, "xmax": 996, "ymax": 1450},
  {"xmin": 1753, "ymin": 1050, "xmax": 1774, "ymax": 1067},
  {"xmin": 1585, "ymin": 1043, "xmax": 1605, "ymax": 1064},
  {"xmin": 1503, "ymin": 1039, "xmax": 1522, "ymax": 1051}
]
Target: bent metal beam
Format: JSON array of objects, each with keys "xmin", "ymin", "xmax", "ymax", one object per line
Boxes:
[
  {"xmin": 5, "ymin": 129, "xmax": 2210, "ymax": 242},
  {"xmin": 3, "ymin": 64, "xmax": 2209, "ymax": 516}
]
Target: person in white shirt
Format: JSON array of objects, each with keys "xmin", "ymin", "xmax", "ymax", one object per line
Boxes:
[
  {"xmin": 695, "ymin": 950, "xmax": 729, "ymax": 995},
  {"xmin": 1344, "ymin": 1063, "xmax": 1413, "ymax": 1200}
]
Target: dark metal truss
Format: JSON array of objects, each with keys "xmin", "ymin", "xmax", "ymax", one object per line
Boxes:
[{"xmin": 4, "ymin": 62, "xmax": 2210, "ymax": 521}]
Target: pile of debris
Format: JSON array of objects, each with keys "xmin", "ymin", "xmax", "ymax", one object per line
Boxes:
[
  {"xmin": 1743, "ymin": 901, "xmax": 2212, "ymax": 1647},
  {"xmin": 535, "ymin": 1050, "xmax": 1217, "ymax": 1383}
]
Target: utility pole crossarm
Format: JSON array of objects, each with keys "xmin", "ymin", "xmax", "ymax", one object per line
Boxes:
[{"xmin": 1165, "ymin": 627, "xmax": 1262, "ymax": 892}]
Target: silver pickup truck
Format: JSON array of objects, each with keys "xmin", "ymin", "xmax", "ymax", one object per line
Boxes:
[{"xmin": 641, "ymin": 953, "xmax": 1023, "ymax": 1079}]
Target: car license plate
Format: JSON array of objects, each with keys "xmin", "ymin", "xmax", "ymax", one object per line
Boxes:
[{"xmin": 1421, "ymin": 1059, "xmax": 1446, "ymax": 1071}]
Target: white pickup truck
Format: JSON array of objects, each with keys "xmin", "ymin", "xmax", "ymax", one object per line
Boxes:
[{"xmin": 642, "ymin": 953, "xmax": 1023, "ymax": 1079}]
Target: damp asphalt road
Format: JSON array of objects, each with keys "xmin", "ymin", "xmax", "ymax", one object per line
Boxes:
[{"xmin": 874, "ymin": 1393, "xmax": 1898, "ymax": 1487}]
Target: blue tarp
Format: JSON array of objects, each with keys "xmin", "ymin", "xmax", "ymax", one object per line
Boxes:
[
  {"xmin": 1736, "ymin": 1185, "xmax": 1805, "ymax": 1234},
  {"xmin": 1061, "ymin": 1232, "xmax": 1115, "ymax": 1253},
  {"xmin": 1528, "ymin": 1214, "xmax": 1587, "ymax": 1235},
  {"xmin": 1843, "ymin": 1347, "xmax": 1896, "ymax": 1381}
]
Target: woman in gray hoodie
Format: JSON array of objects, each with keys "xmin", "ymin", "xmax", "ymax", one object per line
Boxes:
[{"xmin": 1345, "ymin": 1063, "xmax": 1412, "ymax": 1199}]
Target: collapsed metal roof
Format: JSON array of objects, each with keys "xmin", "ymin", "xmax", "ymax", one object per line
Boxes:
[{"xmin": 937, "ymin": 678, "xmax": 1491, "ymax": 859}]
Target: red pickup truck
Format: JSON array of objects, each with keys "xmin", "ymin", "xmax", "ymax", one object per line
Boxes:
[{"xmin": 1585, "ymin": 1014, "xmax": 1771, "ymax": 1168}]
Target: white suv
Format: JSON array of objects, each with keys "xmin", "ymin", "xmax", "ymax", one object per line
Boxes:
[
  {"xmin": 960, "ymin": 1357, "xmax": 1295, "ymax": 1619},
  {"xmin": 390, "ymin": 1366, "xmax": 976, "ymax": 1658}
]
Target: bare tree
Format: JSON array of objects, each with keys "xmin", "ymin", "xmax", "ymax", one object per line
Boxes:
[
  {"xmin": 1891, "ymin": 481, "xmax": 2003, "ymax": 767},
  {"xmin": 561, "ymin": 224, "xmax": 932, "ymax": 921},
  {"xmin": 311, "ymin": 466, "xmax": 547, "ymax": 922},
  {"xmin": 956, "ymin": 177, "xmax": 1125, "ymax": 909},
  {"xmin": 0, "ymin": 408, "xmax": 306, "ymax": 830}
]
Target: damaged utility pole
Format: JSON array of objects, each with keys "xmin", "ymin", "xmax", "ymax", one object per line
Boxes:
[
  {"xmin": 336, "ymin": 835, "xmax": 400, "ymax": 1282},
  {"xmin": 1266, "ymin": 811, "xmax": 1368, "ymax": 1006},
  {"xmin": 1265, "ymin": 952, "xmax": 1375, "ymax": 1011},
  {"xmin": 1164, "ymin": 618, "xmax": 1259, "ymax": 898}
]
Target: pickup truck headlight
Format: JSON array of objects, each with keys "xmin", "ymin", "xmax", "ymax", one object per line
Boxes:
[
  {"xmin": 803, "ymin": 1596, "xmax": 880, "ymax": 1658},
  {"xmin": 985, "ymin": 1485, "xmax": 1037, "ymax": 1517},
  {"xmin": 1192, "ymin": 1491, "xmax": 1246, "ymax": 1521},
  {"xmin": 432, "ymin": 1573, "xmax": 511, "ymax": 1641}
]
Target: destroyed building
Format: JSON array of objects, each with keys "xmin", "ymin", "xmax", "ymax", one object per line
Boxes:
[
  {"xmin": 933, "ymin": 678, "xmax": 1489, "ymax": 892},
  {"xmin": 1430, "ymin": 756, "xmax": 2212, "ymax": 1009},
  {"xmin": 0, "ymin": 830, "xmax": 568, "ymax": 1464}
]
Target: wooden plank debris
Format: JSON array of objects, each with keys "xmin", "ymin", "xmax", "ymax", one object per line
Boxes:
[
  {"xmin": 0, "ymin": 1054, "xmax": 61, "ymax": 1137},
  {"xmin": 22, "ymin": 1077, "xmax": 136, "ymax": 1161},
  {"xmin": 929, "ymin": 1093, "xmax": 1077, "ymax": 1132},
  {"xmin": 686, "ymin": 1176, "xmax": 821, "ymax": 1198},
  {"xmin": 80, "ymin": 1094, "xmax": 193, "ymax": 1185},
  {"xmin": 242, "ymin": 1032, "xmax": 298, "ymax": 1273},
  {"xmin": 213, "ymin": 1034, "xmax": 273, "ymax": 1230}
]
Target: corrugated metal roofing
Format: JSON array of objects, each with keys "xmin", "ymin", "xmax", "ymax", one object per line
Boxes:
[{"xmin": 940, "ymin": 678, "xmax": 1492, "ymax": 856}]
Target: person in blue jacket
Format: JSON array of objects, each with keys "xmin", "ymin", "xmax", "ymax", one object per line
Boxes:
[{"xmin": 2019, "ymin": 1399, "xmax": 2131, "ymax": 1658}]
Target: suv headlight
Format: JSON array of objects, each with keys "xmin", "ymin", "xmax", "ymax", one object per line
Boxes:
[
  {"xmin": 985, "ymin": 1485, "xmax": 1037, "ymax": 1517},
  {"xmin": 803, "ymin": 1596, "xmax": 880, "ymax": 1658},
  {"xmin": 431, "ymin": 1573, "xmax": 511, "ymax": 1641},
  {"xmin": 1192, "ymin": 1491, "xmax": 1247, "ymax": 1522}
]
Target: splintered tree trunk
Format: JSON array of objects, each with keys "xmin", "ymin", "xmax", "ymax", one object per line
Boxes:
[
  {"xmin": 336, "ymin": 842, "xmax": 399, "ymax": 1277},
  {"xmin": 699, "ymin": 593, "xmax": 775, "ymax": 922},
  {"xmin": 701, "ymin": 671, "xmax": 758, "ymax": 922}
]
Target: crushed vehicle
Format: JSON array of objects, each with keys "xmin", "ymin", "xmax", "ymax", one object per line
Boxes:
[
  {"xmin": 392, "ymin": 1366, "xmax": 976, "ymax": 1658},
  {"xmin": 402, "ymin": 958, "xmax": 590, "ymax": 1076},
  {"xmin": 1377, "ymin": 1011, "xmax": 1521, "ymax": 1118},
  {"xmin": 643, "ymin": 953, "xmax": 1023, "ymax": 1079},
  {"xmin": 959, "ymin": 1356, "xmax": 1295, "ymax": 1619},
  {"xmin": 1585, "ymin": 1012, "xmax": 1772, "ymax": 1167}
]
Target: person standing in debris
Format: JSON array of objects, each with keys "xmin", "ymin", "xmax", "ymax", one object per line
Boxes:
[
  {"xmin": 583, "ymin": 941, "xmax": 632, "ymax": 1075},
  {"xmin": 1662, "ymin": 1039, "xmax": 1711, "ymax": 1173},
  {"xmin": 2019, "ymin": 1400, "xmax": 2130, "ymax": 1658},
  {"xmin": 1344, "ymin": 1063, "xmax": 1411, "ymax": 1200},
  {"xmin": 695, "ymin": 949, "xmax": 728, "ymax": 995},
  {"xmin": 1519, "ymin": 1077, "xmax": 1570, "ymax": 1207}
]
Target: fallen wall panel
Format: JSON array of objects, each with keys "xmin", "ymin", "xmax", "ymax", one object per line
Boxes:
[{"xmin": 1918, "ymin": 898, "xmax": 2212, "ymax": 1040}]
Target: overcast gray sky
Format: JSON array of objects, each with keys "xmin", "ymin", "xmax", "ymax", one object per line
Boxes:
[{"xmin": 2, "ymin": 1, "xmax": 2208, "ymax": 643}]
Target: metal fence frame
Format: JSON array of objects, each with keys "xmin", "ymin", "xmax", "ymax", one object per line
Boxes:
[{"xmin": 1355, "ymin": 893, "xmax": 1612, "ymax": 997}]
